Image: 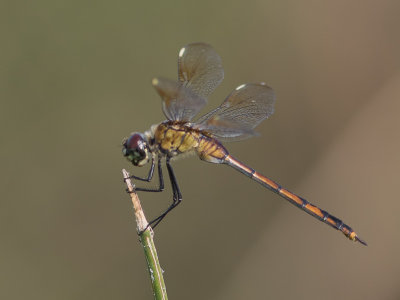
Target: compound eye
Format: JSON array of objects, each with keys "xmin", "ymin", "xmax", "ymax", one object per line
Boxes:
[{"xmin": 126, "ymin": 133, "xmax": 145, "ymax": 151}]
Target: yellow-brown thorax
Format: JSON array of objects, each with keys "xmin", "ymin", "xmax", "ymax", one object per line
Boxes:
[{"xmin": 153, "ymin": 121, "xmax": 228, "ymax": 163}]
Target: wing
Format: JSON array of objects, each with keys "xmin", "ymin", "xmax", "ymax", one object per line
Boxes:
[
  {"xmin": 195, "ymin": 83, "xmax": 275, "ymax": 141},
  {"xmin": 152, "ymin": 77, "xmax": 207, "ymax": 121},
  {"xmin": 178, "ymin": 43, "xmax": 224, "ymax": 99},
  {"xmin": 153, "ymin": 43, "xmax": 224, "ymax": 121}
]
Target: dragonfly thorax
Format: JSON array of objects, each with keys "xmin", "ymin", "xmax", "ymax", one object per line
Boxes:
[{"xmin": 149, "ymin": 120, "xmax": 229, "ymax": 164}]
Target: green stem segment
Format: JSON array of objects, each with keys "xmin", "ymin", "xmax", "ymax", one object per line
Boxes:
[
  {"xmin": 122, "ymin": 169, "xmax": 168, "ymax": 300},
  {"xmin": 140, "ymin": 229, "xmax": 168, "ymax": 300}
]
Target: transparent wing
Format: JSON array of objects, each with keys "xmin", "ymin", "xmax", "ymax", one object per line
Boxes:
[
  {"xmin": 153, "ymin": 43, "xmax": 224, "ymax": 121},
  {"xmin": 152, "ymin": 77, "xmax": 207, "ymax": 121},
  {"xmin": 178, "ymin": 43, "xmax": 224, "ymax": 99},
  {"xmin": 195, "ymin": 83, "xmax": 275, "ymax": 141}
]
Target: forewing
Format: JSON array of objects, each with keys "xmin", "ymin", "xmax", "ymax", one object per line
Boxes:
[
  {"xmin": 152, "ymin": 77, "xmax": 207, "ymax": 121},
  {"xmin": 178, "ymin": 43, "xmax": 224, "ymax": 99},
  {"xmin": 196, "ymin": 83, "xmax": 275, "ymax": 140}
]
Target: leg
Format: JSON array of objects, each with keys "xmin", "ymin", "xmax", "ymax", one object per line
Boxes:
[
  {"xmin": 125, "ymin": 158, "xmax": 155, "ymax": 182},
  {"xmin": 127, "ymin": 159, "xmax": 164, "ymax": 193},
  {"xmin": 146, "ymin": 157, "xmax": 183, "ymax": 230}
]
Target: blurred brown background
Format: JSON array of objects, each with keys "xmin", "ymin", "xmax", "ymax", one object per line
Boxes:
[{"xmin": 1, "ymin": 1, "xmax": 400, "ymax": 299}]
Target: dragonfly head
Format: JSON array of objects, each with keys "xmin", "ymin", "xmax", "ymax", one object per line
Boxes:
[{"xmin": 122, "ymin": 133, "xmax": 150, "ymax": 167}]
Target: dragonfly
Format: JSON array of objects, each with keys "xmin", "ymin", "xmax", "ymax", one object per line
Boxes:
[{"xmin": 122, "ymin": 42, "xmax": 366, "ymax": 245}]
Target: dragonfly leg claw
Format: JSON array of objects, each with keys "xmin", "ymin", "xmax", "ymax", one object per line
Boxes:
[
  {"xmin": 138, "ymin": 223, "xmax": 152, "ymax": 235},
  {"xmin": 125, "ymin": 188, "xmax": 136, "ymax": 194}
]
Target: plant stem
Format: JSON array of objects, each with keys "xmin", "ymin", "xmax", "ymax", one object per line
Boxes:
[{"xmin": 122, "ymin": 169, "xmax": 168, "ymax": 300}]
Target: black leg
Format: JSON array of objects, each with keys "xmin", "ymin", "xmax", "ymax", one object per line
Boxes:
[
  {"xmin": 147, "ymin": 157, "xmax": 182, "ymax": 229},
  {"xmin": 125, "ymin": 158, "xmax": 155, "ymax": 182},
  {"xmin": 132, "ymin": 159, "xmax": 164, "ymax": 193}
]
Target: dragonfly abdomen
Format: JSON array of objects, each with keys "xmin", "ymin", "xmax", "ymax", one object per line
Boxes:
[
  {"xmin": 224, "ymin": 154, "xmax": 366, "ymax": 245},
  {"xmin": 196, "ymin": 136, "xmax": 229, "ymax": 163}
]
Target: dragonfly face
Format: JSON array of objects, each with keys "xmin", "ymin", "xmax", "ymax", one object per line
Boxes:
[
  {"xmin": 122, "ymin": 133, "xmax": 150, "ymax": 167},
  {"xmin": 122, "ymin": 42, "xmax": 366, "ymax": 245}
]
